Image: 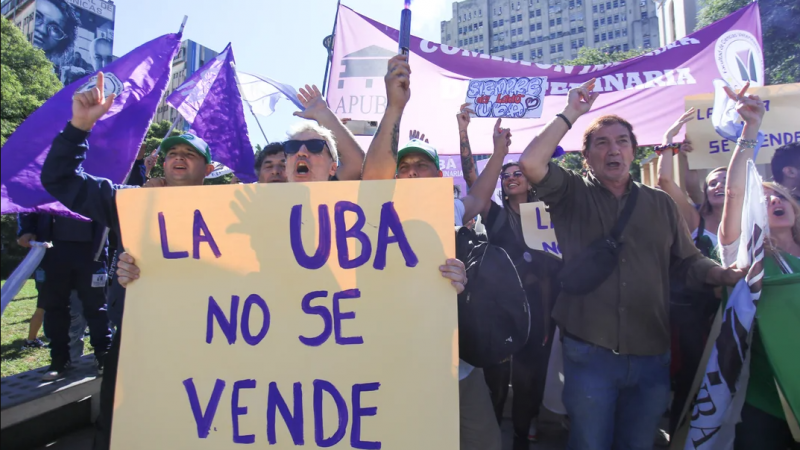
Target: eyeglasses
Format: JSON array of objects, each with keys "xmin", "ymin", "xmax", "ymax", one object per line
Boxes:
[
  {"xmin": 35, "ymin": 12, "xmax": 67, "ymax": 41},
  {"xmin": 284, "ymin": 139, "xmax": 328, "ymax": 156},
  {"xmin": 500, "ymin": 170, "xmax": 523, "ymax": 180}
]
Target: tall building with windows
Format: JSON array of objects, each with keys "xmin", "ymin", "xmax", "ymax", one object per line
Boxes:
[
  {"xmin": 154, "ymin": 40, "xmax": 219, "ymax": 131},
  {"xmin": 441, "ymin": 0, "xmax": 659, "ymax": 64},
  {"xmin": 653, "ymin": 0, "xmax": 700, "ymax": 47}
]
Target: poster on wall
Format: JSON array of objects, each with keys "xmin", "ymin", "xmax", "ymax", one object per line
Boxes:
[{"xmin": 34, "ymin": 0, "xmax": 116, "ymax": 85}]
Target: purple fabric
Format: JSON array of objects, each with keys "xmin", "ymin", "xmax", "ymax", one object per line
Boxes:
[
  {"xmin": 1, "ymin": 33, "xmax": 182, "ymax": 218},
  {"xmin": 167, "ymin": 44, "xmax": 256, "ymax": 183}
]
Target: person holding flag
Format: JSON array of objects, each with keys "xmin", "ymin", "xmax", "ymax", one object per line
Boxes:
[{"xmin": 716, "ymin": 84, "xmax": 800, "ymax": 449}]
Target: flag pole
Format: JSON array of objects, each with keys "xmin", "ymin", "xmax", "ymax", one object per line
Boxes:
[
  {"xmin": 179, "ymin": 15, "xmax": 188, "ymax": 34},
  {"xmin": 321, "ymin": 0, "xmax": 341, "ymax": 96},
  {"xmin": 230, "ymin": 62, "xmax": 271, "ymax": 145}
]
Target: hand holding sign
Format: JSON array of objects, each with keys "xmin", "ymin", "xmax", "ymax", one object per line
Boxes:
[
  {"xmin": 385, "ymin": 55, "xmax": 411, "ymax": 112},
  {"xmin": 456, "ymin": 103, "xmax": 475, "ymax": 130},
  {"xmin": 664, "ymin": 108, "xmax": 696, "ymax": 145},
  {"xmin": 464, "ymin": 76, "xmax": 546, "ymax": 119},
  {"xmin": 71, "ymin": 71, "xmax": 117, "ymax": 132}
]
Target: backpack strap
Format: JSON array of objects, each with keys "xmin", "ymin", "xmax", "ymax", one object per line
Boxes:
[
  {"xmin": 610, "ymin": 183, "xmax": 639, "ymax": 242},
  {"xmin": 489, "ymin": 204, "xmax": 507, "ymax": 242},
  {"xmin": 695, "ymin": 216, "xmax": 706, "ymax": 247}
]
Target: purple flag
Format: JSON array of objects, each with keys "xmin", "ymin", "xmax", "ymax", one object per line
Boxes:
[
  {"xmin": 1, "ymin": 32, "xmax": 182, "ymax": 219},
  {"xmin": 166, "ymin": 44, "xmax": 256, "ymax": 183}
]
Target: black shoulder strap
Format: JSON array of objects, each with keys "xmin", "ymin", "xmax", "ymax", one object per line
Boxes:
[
  {"xmin": 610, "ymin": 183, "xmax": 639, "ymax": 241},
  {"xmin": 490, "ymin": 205, "xmax": 507, "ymax": 240},
  {"xmin": 695, "ymin": 216, "xmax": 706, "ymax": 246}
]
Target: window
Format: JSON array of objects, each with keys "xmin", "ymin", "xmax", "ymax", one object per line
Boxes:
[
  {"xmin": 550, "ymin": 32, "xmax": 556, "ymax": 38},
  {"xmin": 469, "ymin": 37, "xmax": 474, "ymax": 43},
  {"xmin": 593, "ymin": 19, "xmax": 599, "ymax": 27},
  {"xmin": 530, "ymin": 24, "xmax": 536, "ymax": 31},
  {"xmin": 614, "ymin": 14, "xmax": 619, "ymax": 22},
  {"xmin": 644, "ymin": 38, "xmax": 651, "ymax": 47},
  {"xmin": 493, "ymin": 20, "xmax": 498, "ymax": 27},
  {"xmin": 622, "ymin": 28, "xmax": 627, "ymax": 36},
  {"xmin": 538, "ymin": 36, "xmax": 544, "ymax": 42},
  {"xmin": 479, "ymin": 9, "xmax": 482, "ymax": 16},
  {"xmin": 600, "ymin": 18, "xmax": 605, "ymax": 24},
  {"xmin": 531, "ymin": 50, "xmax": 537, "ymax": 59},
  {"xmin": 458, "ymin": 27, "xmax": 462, "ymax": 34},
  {"xmin": 579, "ymin": 26, "xmax": 585, "ymax": 32},
  {"xmin": 641, "ymin": 11, "xmax": 648, "ymax": 19},
  {"xmin": 556, "ymin": 17, "xmax": 562, "ymax": 24},
  {"xmin": 518, "ymin": 27, "xmax": 523, "ymax": 34},
  {"xmin": 593, "ymin": 5, "xmax": 598, "ymax": 12},
  {"xmin": 511, "ymin": 29, "xmax": 517, "ymax": 36},
  {"xmin": 479, "ymin": 34, "xmax": 484, "ymax": 41},
  {"xmin": 620, "ymin": 0, "xmax": 625, "ymax": 4},
  {"xmin": 459, "ymin": 39, "xmax": 463, "ymax": 46},
  {"xmin": 615, "ymin": 30, "xmax": 620, "ymax": 37},
  {"xmin": 537, "ymin": 9, "xmax": 542, "ymax": 16},
  {"xmin": 499, "ymin": 19, "xmax": 505, "ymax": 26},
  {"xmin": 499, "ymin": 6, "xmax": 502, "ymax": 13},
  {"xmin": 571, "ymin": 27, "xmax": 576, "ymax": 33},
  {"xmin": 469, "ymin": 24, "xmax": 473, "ymax": 31},
  {"xmin": 512, "ymin": 53, "xmax": 518, "ymax": 60},
  {"xmin": 538, "ymin": 48, "xmax": 543, "ymax": 56},
  {"xmin": 571, "ymin": 40, "xmax": 577, "ymax": 49},
  {"xmin": 511, "ymin": 15, "xmax": 517, "ymax": 23},
  {"xmin": 517, "ymin": 14, "xmax": 522, "ymax": 21},
  {"xmin": 600, "ymin": 4, "xmax": 605, "ymax": 12},
  {"xmin": 518, "ymin": 52, "xmax": 523, "ymax": 59},
  {"xmin": 511, "ymin": 41, "xmax": 518, "ymax": 48},
  {"xmin": 530, "ymin": 11, "xmax": 536, "ymax": 18},
  {"xmin": 623, "ymin": 43, "xmax": 629, "ymax": 51},
  {"xmin": 537, "ymin": 22, "xmax": 543, "ymax": 30},
  {"xmin": 549, "ymin": 19, "xmax": 555, "ymax": 26},
  {"xmin": 579, "ymin": 38, "xmax": 584, "ymax": 46},
  {"xmin": 577, "ymin": 0, "xmax": 583, "ymax": 4},
  {"xmin": 557, "ymin": 31, "xmax": 563, "ymax": 37},
  {"xmin": 601, "ymin": 33, "xmax": 606, "ymax": 40},
  {"xmin": 558, "ymin": 43, "xmax": 564, "ymax": 51},
  {"xmin": 550, "ymin": 44, "xmax": 556, "ymax": 52},
  {"xmin": 479, "ymin": 21, "xmax": 483, "ymax": 27},
  {"xmin": 613, "ymin": 0, "xmax": 618, "ymax": 7},
  {"xmin": 594, "ymin": 34, "xmax": 599, "ymax": 42},
  {"xmin": 622, "ymin": 14, "xmax": 626, "ymax": 21}
]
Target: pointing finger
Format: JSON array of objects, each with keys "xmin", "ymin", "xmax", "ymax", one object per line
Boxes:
[{"xmin": 96, "ymin": 71, "xmax": 105, "ymax": 99}]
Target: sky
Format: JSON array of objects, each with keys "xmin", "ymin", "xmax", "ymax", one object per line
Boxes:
[{"xmin": 111, "ymin": 0, "xmax": 451, "ymax": 148}]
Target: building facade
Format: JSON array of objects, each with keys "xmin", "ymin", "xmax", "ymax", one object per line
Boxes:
[
  {"xmin": 440, "ymin": 0, "xmax": 659, "ymax": 64},
  {"xmin": 654, "ymin": 0, "xmax": 700, "ymax": 47},
  {"xmin": 153, "ymin": 40, "xmax": 219, "ymax": 131}
]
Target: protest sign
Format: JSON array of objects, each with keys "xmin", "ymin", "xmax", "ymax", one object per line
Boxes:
[
  {"xmin": 464, "ymin": 77, "xmax": 547, "ymax": 119},
  {"xmin": 520, "ymin": 202, "xmax": 561, "ymax": 258},
  {"xmin": 684, "ymin": 83, "xmax": 800, "ymax": 170},
  {"xmin": 112, "ymin": 179, "xmax": 459, "ymax": 449}
]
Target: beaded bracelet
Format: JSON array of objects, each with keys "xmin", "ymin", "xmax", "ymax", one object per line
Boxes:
[
  {"xmin": 654, "ymin": 143, "xmax": 679, "ymax": 155},
  {"xmin": 736, "ymin": 138, "xmax": 758, "ymax": 150}
]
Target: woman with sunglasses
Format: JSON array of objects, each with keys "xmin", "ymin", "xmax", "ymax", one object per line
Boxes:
[
  {"xmin": 33, "ymin": 0, "xmax": 80, "ymax": 82},
  {"xmin": 717, "ymin": 84, "xmax": 800, "ymax": 449},
  {"xmin": 657, "ymin": 108, "xmax": 727, "ymax": 436},
  {"xmin": 479, "ymin": 156, "xmax": 562, "ymax": 445}
]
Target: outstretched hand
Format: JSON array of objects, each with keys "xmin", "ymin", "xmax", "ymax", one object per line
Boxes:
[
  {"xmin": 293, "ymin": 84, "xmax": 330, "ymax": 121},
  {"xmin": 492, "ymin": 118, "xmax": 511, "ymax": 156},
  {"xmin": 563, "ymin": 78, "xmax": 599, "ymax": 120},
  {"xmin": 409, "ymin": 129, "xmax": 428, "ymax": 143},
  {"xmin": 456, "ymin": 102, "xmax": 475, "ymax": 130},
  {"xmin": 723, "ymin": 82, "xmax": 765, "ymax": 128},
  {"xmin": 385, "ymin": 54, "xmax": 411, "ymax": 111},
  {"xmin": 664, "ymin": 108, "xmax": 696, "ymax": 143},
  {"xmin": 71, "ymin": 71, "xmax": 116, "ymax": 131}
]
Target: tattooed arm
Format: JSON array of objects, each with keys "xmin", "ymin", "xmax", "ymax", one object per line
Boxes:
[
  {"xmin": 457, "ymin": 103, "xmax": 478, "ymax": 188},
  {"xmin": 362, "ymin": 55, "xmax": 409, "ymax": 180}
]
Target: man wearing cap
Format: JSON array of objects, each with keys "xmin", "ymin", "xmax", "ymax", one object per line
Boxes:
[
  {"xmin": 40, "ymin": 75, "xmax": 214, "ymax": 450},
  {"xmin": 362, "ymin": 54, "xmax": 507, "ymax": 450}
]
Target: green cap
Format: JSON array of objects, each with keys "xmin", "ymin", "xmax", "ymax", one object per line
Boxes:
[
  {"xmin": 159, "ymin": 133, "xmax": 212, "ymax": 164},
  {"xmin": 397, "ymin": 139, "xmax": 440, "ymax": 170}
]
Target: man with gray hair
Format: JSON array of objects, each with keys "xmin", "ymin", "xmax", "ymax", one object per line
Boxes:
[{"xmin": 284, "ymin": 121, "xmax": 339, "ymax": 183}]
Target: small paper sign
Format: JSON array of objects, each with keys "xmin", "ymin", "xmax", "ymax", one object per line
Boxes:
[{"xmin": 465, "ymin": 77, "xmax": 547, "ymax": 119}]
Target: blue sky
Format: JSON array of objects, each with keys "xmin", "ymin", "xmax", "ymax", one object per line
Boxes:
[{"xmin": 112, "ymin": 0, "xmax": 450, "ymax": 147}]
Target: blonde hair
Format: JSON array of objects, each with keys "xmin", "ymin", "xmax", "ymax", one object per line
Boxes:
[
  {"xmin": 287, "ymin": 122, "xmax": 339, "ymax": 164},
  {"xmin": 763, "ymin": 181, "xmax": 800, "ymax": 255}
]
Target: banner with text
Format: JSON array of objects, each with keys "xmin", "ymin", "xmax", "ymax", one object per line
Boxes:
[
  {"xmin": 113, "ymin": 179, "xmax": 459, "ymax": 449},
  {"xmin": 329, "ymin": 3, "xmax": 762, "ymax": 154},
  {"xmin": 521, "ymin": 202, "xmax": 561, "ymax": 258},
  {"xmin": 684, "ymin": 83, "xmax": 800, "ymax": 170},
  {"xmin": 465, "ymin": 77, "xmax": 547, "ymax": 119}
]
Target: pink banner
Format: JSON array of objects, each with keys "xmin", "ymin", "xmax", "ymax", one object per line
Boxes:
[{"xmin": 328, "ymin": 4, "xmax": 762, "ymax": 154}]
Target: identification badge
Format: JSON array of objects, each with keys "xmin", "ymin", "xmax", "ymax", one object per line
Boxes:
[{"xmin": 92, "ymin": 273, "xmax": 108, "ymax": 288}]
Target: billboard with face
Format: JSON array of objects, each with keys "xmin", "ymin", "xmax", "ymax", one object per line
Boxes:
[{"xmin": 34, "ymin": 0, "xmax": 115, "ymax": 86}]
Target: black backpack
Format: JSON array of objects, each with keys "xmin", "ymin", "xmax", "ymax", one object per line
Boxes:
[{"xmin": 455, "ymin": 226, "xmax": 530, "ymax": 367}]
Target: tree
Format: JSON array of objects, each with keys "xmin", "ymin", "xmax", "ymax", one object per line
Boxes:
[
  {"xmin": 558, "ymin": 47, "xmax": 655, "ymax": 182},
  {"xmin": 1, "ymin": 19, "xmax": 62, "ymax": 147},
  {"xmin": 697, "ymin": 0, "xmax": 800, "ymax": 84}
]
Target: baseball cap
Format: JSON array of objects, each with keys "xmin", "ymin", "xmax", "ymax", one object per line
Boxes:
[
  {"xmin": 159, "ymin": 134, "xmax": 212, "ymax": 164},
  {"xmin": 397, "ymin": 139, "xmax": 440, "ymax": 170}
]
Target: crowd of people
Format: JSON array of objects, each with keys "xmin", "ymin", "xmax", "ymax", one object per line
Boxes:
[{"xmin": 11, "ymin": 55, "xmax": 799, "ymax": 450}]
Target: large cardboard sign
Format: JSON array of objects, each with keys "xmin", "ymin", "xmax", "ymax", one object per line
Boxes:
[
  {"xmin": 112, "ymin": 179, "xmax": 459, "ymax": 449},
  {"xmin": 684, "ymin": 83, "xmax": 800, "ymax": 170},
  {"xmin": 520, "ymin": 202, "xmax": 561, "ymax": 258}
]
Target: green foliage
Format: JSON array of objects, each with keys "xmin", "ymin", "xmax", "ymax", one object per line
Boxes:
[
  {"xmin": 1, "ymin": 215, "xmax": 28, "ymax": 279},
  {"xmin": 1, "ymin": 19, "xmax": 62, "ymax": 146},
  {"xmin": 697, "ymin": 0, "xmax": 800, "ymax": 84},
  {"xmin": 561, "ymin": 47, "xmax": 649, "ymax": 66}
]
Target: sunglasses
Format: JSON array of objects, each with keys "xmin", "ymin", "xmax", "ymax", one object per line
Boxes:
[
  {"xmin": 500, "ymin": 170, "xmax": 523, "ymax": 180},
  {"xmin": 284, "ymin": 139, "xmax": 328, "ymax": 156}
]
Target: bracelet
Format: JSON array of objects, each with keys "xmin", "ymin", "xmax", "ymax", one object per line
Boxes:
[
  {"xmin": 654, "ymin": 143, "xmax": 679, "ymax": 155},
  {"xmin": 736, "ymin": 138, "xmax": 757, "ymax": 150},
  {"xmin": 556, "ymin": 113, "xmax": 573, "ymax": 130}
]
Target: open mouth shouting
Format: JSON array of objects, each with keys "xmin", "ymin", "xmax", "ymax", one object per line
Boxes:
[
  {"xmin": 172, "ymin": 163, "xmax": 187, "ymax": 173},
  {"xmin": 295, "ymin": 160, "xmax": 311, "ymax": 177},
  {"xmin": 606, "ymin": 161, "xmax": 622, "ymax": 170},
  {"xmin": 772, "ymin": 206, "xmax": 785, "ymax": 217}
]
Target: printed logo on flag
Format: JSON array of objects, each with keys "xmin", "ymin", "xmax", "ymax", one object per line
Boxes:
[
  {"xmin": 714, "ymin": 30, "xmax": 764, "ymax": 88},
  {"xmin": 76, "ymin": 72, "xmax": 124, "ymax": 97}
]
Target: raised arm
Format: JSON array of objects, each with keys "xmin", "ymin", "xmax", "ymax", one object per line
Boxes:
[
  {"xmin": 362, "ymin": 55, "xmax": 410, "ymax": 181},
  {"xmin": 456, "ymin": 103, "xmax": 479, "ymax": 188},
  {"xmin": 461, "ymin": 119, "xmax": 510, "ymax": 221},
  {"xmin": 719, "ymin": 82, "xmax": 766, "ymax": 245},
  {"xmin": 657, "ymin": 108, "xmax": 701, "ymax": 231},
  {"xmin": 294, "ymin": 84, "xmax": 365, "ymax": 181},
  {"xmin": 520, "ymin": 79, "xmax": 599, "ymax": 184}
]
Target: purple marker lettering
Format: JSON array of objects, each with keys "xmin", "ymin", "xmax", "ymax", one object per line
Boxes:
[
  {"xmin": 267, "ymin": 382, "xmax": 304, "ymax": 445},
  {"xmin": 536, "ymin": 208, "xmax": 548, "ymax": 230},
  {"xmin": 231, "ymin": 379, "xmax": 256, "ymax": 444},
  {"xmin": 299, "ymin": 291, "xmax": 332, "ymax": 347},
  {"xmin": 334, "ymin": 201, "xmax": 372, "ymax": 269},
  {"xmin": 183, "ymin": 378, "xmax": 226, "ymax": 439},
  {"xmin": 206, "ymin": 295, "xmax": 238, "ymax": 345},
  {"xmin": 351, "ymin": 382, "xmax": 381, "ymax": 449},
  {"xmin": 313, "ymin": 379, "xmax": 348, "ymax": 447},
  {"xmin": 193, "ymin": 210, "xmax": 221, "ymax": 259},
  {"xmin": 158, "ymin": 212, "xmax": 189, "ymax": 259},
  {"xmin": 241, "ymin": 294, "xmax": 269, "ymax": 346},
  {"xmin": 373, "ymin": 202, "xmax": 418, "ymax": 270},
  {"xmin": 333, "ymin": 289, "xmax": 364, "ymax": 346},
  {"xmin": 290, "ymin": 204, "xmax": 331, "ymax": 270}
]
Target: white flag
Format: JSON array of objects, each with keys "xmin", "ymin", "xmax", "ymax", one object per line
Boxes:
[{"xmin": 237, "ymin": 71, "xmax": 304, "ymax": 117}]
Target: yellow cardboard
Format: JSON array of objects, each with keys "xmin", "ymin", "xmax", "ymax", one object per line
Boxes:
[
  {"xmin": 111, "ymin": 179, "xmax": 459, "ymax": 449},
  {"xmin": 520, "ymin": 202, "xmax": 561, "ymax": 259}
]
